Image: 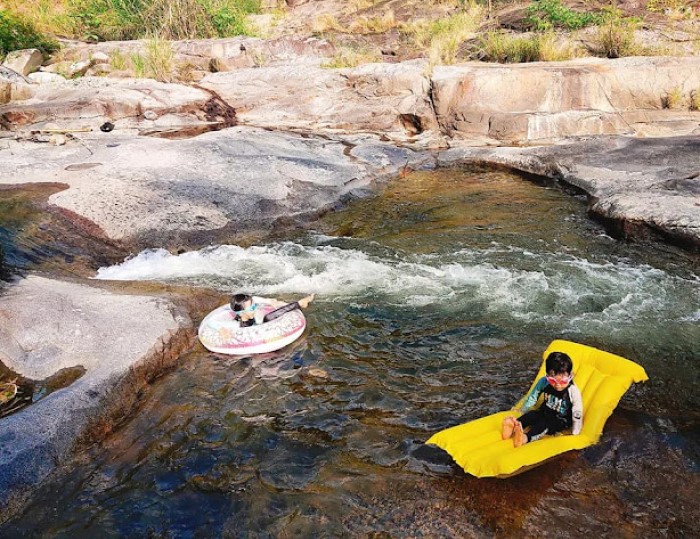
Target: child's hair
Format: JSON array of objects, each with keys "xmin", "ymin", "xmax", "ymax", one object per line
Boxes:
[
  {"xmin": 545, "ymin": 351, "xmax": 573, "ymax": 375},
  {"xmin": 230, "ymin": 293, "xmax": 252, "ymax": 313}
]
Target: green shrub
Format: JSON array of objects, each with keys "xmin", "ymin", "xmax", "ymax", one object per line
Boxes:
[
  {"xmin": 525, "ymin": 0, "xmax": 601, "ymax": 32},
  {"xmin": 67, "ymin": 0, "xmax": 261, "ymax": 42},
  {"xmin": 210, "ymin": 1, "xmax": 259, "ymax": 37},
  {"xmin": 0, "ymin": 9, "xmax": 57, "ymax": 56}
]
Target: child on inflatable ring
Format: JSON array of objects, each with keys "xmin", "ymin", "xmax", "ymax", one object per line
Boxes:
[
  {"xmin": 502, "ymin": 351, "xmax": 583, "ymax": 447},
  {"xmin": 230, "ymin": 293, "xmax": 315, "ymax": 327}
]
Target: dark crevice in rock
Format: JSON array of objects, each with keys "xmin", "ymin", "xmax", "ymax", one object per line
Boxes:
[
  {"xmin": 79, "ymin": 324, "xmax": 197, "ymax": 445},
  {"xmin": 589, "ymin": 211, "xmax": 700, "ymax": 257},
  {"xmin": 399, "ymin": 113, "xmax": 424, "ymax": 135}
]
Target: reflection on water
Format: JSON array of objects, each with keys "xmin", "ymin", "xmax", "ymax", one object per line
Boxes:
[
  {"xmin": 0, "ymin": 184, "xmax": 126, "ymax": 278},
  {"xmin": 3, "ymin": 167, "xmax": 699, "ymax": 537}
]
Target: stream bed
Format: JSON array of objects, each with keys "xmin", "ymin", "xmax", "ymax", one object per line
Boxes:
[{"xmin": 1, "ymin": 166, "xmax": 699, "ymax": 537}]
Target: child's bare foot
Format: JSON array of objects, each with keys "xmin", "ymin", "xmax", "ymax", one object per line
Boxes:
[
  {"xmin": 501, "ymin": 416, "xmax": 516, "ymax": 440},
  {"xmin": 513, "ymin": 421, "xmax": 527, "ymax": 447},
  {"xmin": 298, "ymin": 294, "xmax": 315, "ymax": 309}
]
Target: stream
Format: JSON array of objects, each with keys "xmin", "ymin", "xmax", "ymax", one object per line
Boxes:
[{"xmin": 1, "ymin": 165, "xmax": 699, "ymax": 537}]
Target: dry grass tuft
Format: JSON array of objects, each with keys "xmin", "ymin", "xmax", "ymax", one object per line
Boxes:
[
  {"xmin": 477, "ymin": 31, "xmax": 582, "ymax": 63},
  {"xmin": 321, "ymin": 46, "xmax": 382, "ymax": 68},
  {"xmin": 404, "ymin": 4, "xmax": 486, "ymax": 65},
  {"xmin": 690, "ymin": 89, "xmax": 700, "ymax": 111},
  {"xmin": 312, "ymin": 13, "xmax": 345, "ymax": 34},
  {"xmin": 661, "ymin": 86, "xmax": 683, "ymax": 109},
  {"xmin": 144, "ymin": 36, "xmax": 174, "ymax": 82},
  {"xmin": 350, "ymin": 11, "xmax": 397, "ymax": 34}
]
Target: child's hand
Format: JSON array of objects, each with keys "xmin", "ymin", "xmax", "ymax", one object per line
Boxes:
[{"xmin": 298, "ymin": 294, "xmax": 315, "ymax": 309}]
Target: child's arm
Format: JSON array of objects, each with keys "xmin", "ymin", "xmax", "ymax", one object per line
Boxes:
[
  {"xmin": 520, "ymin": 377, "xmax": 548, "ymax": 412},
  {"xmin": 253, "ymin": 295, "xmax": 286, "ymax": 308},
  {"xmin": 569, "ymin": 385, "xmax": 584, "ymax": 435}
]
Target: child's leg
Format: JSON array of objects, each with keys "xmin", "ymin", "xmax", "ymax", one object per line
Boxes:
[
  {"xmin": 263, "ymin": 302, "xmax": 300, "ymax": 323},
  {"xmin": 513, "ymin": 421, "xmax": 527, "ymax": 447},
  {"xmin": 517, "ymin": 411, "xmax": 549, "ymax": 444},
  {"xmin": 501, "ymin": 416, "xmax": 516, "ymax": 440},
  {"xmin": 541, "ymin": 413, "xmax": 568, "ymax": 436}
]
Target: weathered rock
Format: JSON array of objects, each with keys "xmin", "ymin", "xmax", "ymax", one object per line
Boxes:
[
  {"xmin": 0, "ymin": 67, "xmax": 33, "ymax": 105},
  {"xmin": 1, "ymin": 49, "xmax": 43, "ymax": 76},
  {"xmin": 67, "ymin": 59, "xmax": 93, "ymax": 78},
  {"xmin": 90, "ymin": 51, "xmax": 110, "ymax": 65},
  {"xmin": 0, "ymin": 127, "xmax": 427, "ymax": 248},
  {"xmin": 200, "ymin": 61, "xmax": 438, "ymax": 140},
  {"xmin": 0, "ymin": 80, "xmax": 33, "ymax": 106},
  {"xmin": 85, "ymin": 63, "xmax": 113, "ymax": 77},
  {"xmin": 0, "ymin": 275, "xmax": 190, "ymax": 516},
  {"xmin": 0, "ymin": 66, "xmax": 28, "ymax": 84},
  {"xmin": 0, "ymin": 78, "xmax": 227, "ymax": 130},
  {"xmin": 0, "ymin": 82, "xmax": 9, "ymax": 105},
  {"xmin": 38, "ymin": 60, "xmax": 70, "ymax": 76},
  {"xmin": 431, "ymin": 57, "xmax": 700, "ymax": 144},
  {"xmin": 52, "ymin": 36, "xmax": 335, "ymax": 76},
  {"xmin": 27, "ymin": 72, "xmax": 67, "ymax": 84}
]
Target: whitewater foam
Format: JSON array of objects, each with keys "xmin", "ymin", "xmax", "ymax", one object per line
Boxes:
[{"xmin": 95, "ymin": 241, "xmax": 699, "ymax": 328}]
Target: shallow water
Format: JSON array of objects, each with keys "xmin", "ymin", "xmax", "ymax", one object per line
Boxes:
[{"xmin": 3, "ymin": 166, "xmax": 699, "ymax": 537}]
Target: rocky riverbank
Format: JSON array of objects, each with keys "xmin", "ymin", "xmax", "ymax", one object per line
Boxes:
[{"xmin": 0, "ymin": 37, "xmax": 699, "ymax": 521}]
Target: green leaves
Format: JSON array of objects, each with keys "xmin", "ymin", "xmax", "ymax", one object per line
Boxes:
[
  {"xmin": 0, "ymin": 9, "xmax": 57, "ymax": 56},
  {"xmin": 525, "ymin": 0, "xmax": 601, "ymax": 32}
]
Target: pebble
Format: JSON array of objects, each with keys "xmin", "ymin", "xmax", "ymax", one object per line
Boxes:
[{"xmin": 308, "ymin": 367, "xmax": 328, "ymax": 379}]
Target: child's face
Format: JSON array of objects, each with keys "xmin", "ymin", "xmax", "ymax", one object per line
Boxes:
[
  {"xmin": 546, "ymin": 370, "xmax": 572, "ymax": 391},
  {"xmin": 237, "ymin": 299, "xmax": 256, "ymax": 321}
]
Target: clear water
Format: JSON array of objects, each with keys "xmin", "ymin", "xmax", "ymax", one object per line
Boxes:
[{"xmin": 3, "ymin": 166, "xmax": 699, "ymax": 537}]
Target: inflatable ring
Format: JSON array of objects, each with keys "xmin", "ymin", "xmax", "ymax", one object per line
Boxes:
[{"xmin": 198, "ymin": 303, "xmax": 306, "ymax": 355}]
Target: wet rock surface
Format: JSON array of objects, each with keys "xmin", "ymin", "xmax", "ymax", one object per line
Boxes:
[
  {"xmin": 438, "ymin": 136, "xmax": 700, "ymax": 251},
  {"xmin": 0, "ymin": 276, "xmax": 190, "ymax": 515}
]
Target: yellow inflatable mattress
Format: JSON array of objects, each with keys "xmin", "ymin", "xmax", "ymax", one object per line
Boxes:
[{"xmin": 426, "ymin": 340, "xmax": 648, "ymax": 478}]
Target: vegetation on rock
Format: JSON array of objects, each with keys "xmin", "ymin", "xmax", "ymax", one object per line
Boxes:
[
  {"xmin": 1, "ymin": 0, "xmax": 698, "ymax": 71},
  {"xmin": 3, "ymin": 0, "xmax": 261, "ymax": 42},
  {"xmin": 0, "ymin": 9, "xmax": 57, "ymax": 56}
]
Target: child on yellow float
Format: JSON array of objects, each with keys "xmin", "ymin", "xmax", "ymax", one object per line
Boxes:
[{"xmin": 502, "ymin": 351, "xmax": 583, "ymax": 447}]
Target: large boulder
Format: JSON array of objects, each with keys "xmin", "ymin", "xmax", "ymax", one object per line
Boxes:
[
  {"xmin": 200, "ymin": 61, "xmax": 438, "ymax": 140},
  {"xmin": 431, "ymin": 57, "xmax": 700, "ymax": 144}
]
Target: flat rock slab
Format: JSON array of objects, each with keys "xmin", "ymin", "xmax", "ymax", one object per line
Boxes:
[
  {"xmin": 0, "ymin": 275, "xmax": 188, "ymax": 514},
  {"xmin": 0, "ymin": 77, "xmax": 217, "ymax": 129},
  {"xmin": 439, "ymin": 136, "xmax": 700, "ymax": 249},
  {"xmin": 0, "ymin": 127, "xmax": 426, "ymax": 247}
]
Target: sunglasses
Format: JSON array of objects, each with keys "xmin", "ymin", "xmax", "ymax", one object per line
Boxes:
[
  {"xmin": 233, "ymin": 303, "xmax": 258, "ymax": 314},
  {"xmin": 546, "ymin": 374, "xmax": 572, "ymax": 386}
]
